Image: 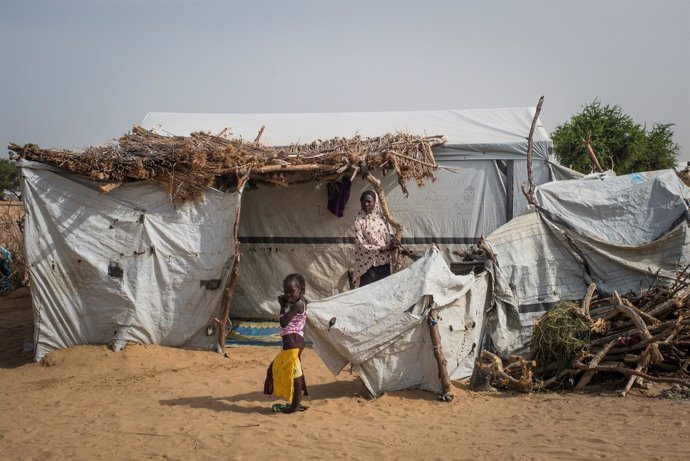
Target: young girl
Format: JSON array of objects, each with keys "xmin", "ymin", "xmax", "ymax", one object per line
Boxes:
[{"xmin": 263, "ymin": 273, "xmax": 308, "ymax": 413}]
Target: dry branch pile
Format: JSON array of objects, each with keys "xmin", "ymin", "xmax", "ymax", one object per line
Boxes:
[
  {"xmin": 0, "ymin": 201, "xmax": 25, "ymax": 294},
  {"xmin": 9, "ymin": 127, "xmax": 447, "ymax": 202},
  {"xmin": 471, "ymin": 270, "xmax": 690, "ymax": 395}
]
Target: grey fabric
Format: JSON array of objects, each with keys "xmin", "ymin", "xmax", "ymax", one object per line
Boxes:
[
  {"xmin": 305, "ymin": 249, "xmax": 490, "ymax": 397},
  {"xmin": 486, "ymin": 169, "xmax": 690, "ymax": 353},
  {"xmin": 20, "ymin": 161, "xmax": 240, "ymax": 361}
]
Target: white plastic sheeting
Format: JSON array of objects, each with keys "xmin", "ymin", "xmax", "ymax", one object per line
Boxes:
[
  {"xmin": 141, "ymin": 108, "xmax": 555, "ymax": 318},
  {"xmin": 142, "ymin": 107, "xmax": 552, "ymax": 160},
  {"xmin": 536, "ymin": 170, "xmax": 690, "ymax": 246},
  {"xmin": 234, "ymin": 162, "xmax": 508, "ymax": 318},
  {"xmin": 305, "ymin": 249, "xmax": 489, "ymax": 397},
  {"xmin": 21, "ymin": 161, "xmax": 239, "ymax": 361},
  {"xmin": 486, "ymin": 170, "xmax": 690, "ymax": 352}
]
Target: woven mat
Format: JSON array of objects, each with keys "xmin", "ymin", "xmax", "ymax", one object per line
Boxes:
[{"xmin": 225, "ymin": 320, "xmax": 282, "ymax": 347}]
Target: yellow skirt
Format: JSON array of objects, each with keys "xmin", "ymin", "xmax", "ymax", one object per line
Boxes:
[{"xmin": 271, "ymin": 349, "xmax": 302, "ymax": 402}]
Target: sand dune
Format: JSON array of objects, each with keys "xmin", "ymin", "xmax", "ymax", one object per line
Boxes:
[{"xmin": 1, "ymin": 289, "xmax": 689, "ymax": 460}]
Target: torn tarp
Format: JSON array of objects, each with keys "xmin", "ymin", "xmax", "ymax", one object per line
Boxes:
[
  {"xmin": 305, "ymin": 248, "xmax": 493, "ymax": 397},
  {"xmin": 485, "ymin": 169, "xmax": 690, "ymax": 352}
]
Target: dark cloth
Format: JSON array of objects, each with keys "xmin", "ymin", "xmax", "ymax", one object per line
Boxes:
[
  {"xmin": 281, "ymin": 333, "xmax": 305, "ymax": 350},
  {"xmin": 263, "ymin": 333, "xmax": 309, "ymax": 396},
  {"xmin": 359, "ymin": 263, "xmax": 391, "ymax": 287},
  {"xmin": 326, "ymin": 176, "xmax": 351, "ymax": 218}
]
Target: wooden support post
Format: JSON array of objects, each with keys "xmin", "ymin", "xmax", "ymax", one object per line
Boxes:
[
  {"xmin": 216, "ymin": 175, "xmax": 250, "ymax": 355},
  {"xmin": 581, "ymin": 131, "xmax": 604, "ymax": 173},
  {"xmin": 254, "ymin": 125, "xmax": 265, "ymax": 144},
  {"xmin": 505, "ymin": 160, "xmax": 514, "ymax": 221},
  {"xmin": 428, "ymin": 308, "xmax": 453, "ymax": 402},
  {"xmin": 520, "ymin": 96, "xmax": 544, "ymax": 206}
]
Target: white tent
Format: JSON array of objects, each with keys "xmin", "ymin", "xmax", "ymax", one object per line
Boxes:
[
  {"xmin": 20, "ymin": 160, "xmax": 241, "ymax": 361},
  {"xmin": 19, "ymin": 107, "xmax": 576, "ymax": 362},
  {"xmin": 305, "ymin": 248, "xmax": 490, "ymax": 397},
  {"xmin": 485, "ymin": 169, "xmax": 690, "ymax": 353},
  {"xmin": 142, "ymin": 108, "xmax": 566, "ymax": 319}
]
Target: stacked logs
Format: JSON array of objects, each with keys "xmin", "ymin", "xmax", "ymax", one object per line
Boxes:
[{"xmin": 471, "ymin": 268, "xmax": 690, "ymax": 395}]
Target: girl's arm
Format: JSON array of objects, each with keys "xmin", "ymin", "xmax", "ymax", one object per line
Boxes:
[{"xmin": 279, "ymin": 299, "xmax": 305, "ymax": 328}]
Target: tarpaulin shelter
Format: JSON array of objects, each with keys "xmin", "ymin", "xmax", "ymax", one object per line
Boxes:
[
  {"xmin": 13, "ymin": 106, "xmax": 566, "ymax": 363},
  {"xmin": 485, "ymin": 169, "xmax": 690, "ymax": 353},
  {"xmin": 305, "ymin": 248, "xmax": 489, "ymax": 397},
  {"xmin": 141, "ymin": 107, "xmax": 568, "ymax": 319},
  {"xmin": 19, "ymin": 160, "xmax": 241, "ymax": 360}
]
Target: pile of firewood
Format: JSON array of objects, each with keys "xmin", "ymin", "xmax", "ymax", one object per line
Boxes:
[{"xmin": 471, "ymin": 269, "xmax": 690, "ymax": 395}]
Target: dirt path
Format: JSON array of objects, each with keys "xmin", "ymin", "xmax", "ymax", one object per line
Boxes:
[{"xmin": 1, "ymin": 290, "xmax": 688, "ymax": 460}]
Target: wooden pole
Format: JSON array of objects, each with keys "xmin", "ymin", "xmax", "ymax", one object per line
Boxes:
[
  {"xmin": 520, "ymin": 96, "xmax": 544, "ymax": 206},
  {"xmin": 574, "ymin": 338, "xmax": 616, "ymax": 390},
  {"xmin": 581, "ymin": 132, "xmax": 604, "ymax": 173},
  {"xmin": 613, "ymin": 291, "xmax": 652, "ymax": 340},
  {"xmin": 428, "ymin": 308, "xmax": 453, "ymax": 402},
  {"xmin": 505, "ymin": 160, "xmax": 514, "ymax": 221},
  {"xmin": 580, "ymin": 282, "xmax": 596, "ymax": 321},
  {"xmin": 99, "ymin": 182, "xmax": 123, "ymax": 194},
  {"xmin": 216, "ymin": 174, "xmax": 250, "ymax": 355},
  {"xmin": 254, "ymin": 125, "xmax": 265, "ymax": 144},
  {"xmin": 365, "ymin": 173, "xmax": 404, "ymax": 272}
]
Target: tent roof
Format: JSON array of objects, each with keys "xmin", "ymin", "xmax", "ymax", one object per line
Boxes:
[{"xmin": 141, "ymin": 107, "xmax": 551, "ymax": 155}]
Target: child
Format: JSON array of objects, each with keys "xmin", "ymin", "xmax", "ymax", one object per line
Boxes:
[{"xmin": 263, "ymin": 273, "xmax": 308, "ymax": 413}]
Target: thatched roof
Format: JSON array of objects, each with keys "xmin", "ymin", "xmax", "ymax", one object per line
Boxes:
[{"xmin": 10, "ymin": 126, "xmax": 446, "ymax": 202}]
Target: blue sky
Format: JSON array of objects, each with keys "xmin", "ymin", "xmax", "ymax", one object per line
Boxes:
[{"xmin": 1, "ymin": 0, "xmax": 689, "ymax": 161}]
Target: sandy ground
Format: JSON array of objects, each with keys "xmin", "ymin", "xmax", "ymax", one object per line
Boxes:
[{"xmin": 1, "ymin": 289, "xmax": 689, "ymax": 460}]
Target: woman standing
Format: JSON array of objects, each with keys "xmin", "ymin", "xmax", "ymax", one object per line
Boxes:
[{"xmin": 352, "ymin": 190, "xmax": 399, "ymax": 288}]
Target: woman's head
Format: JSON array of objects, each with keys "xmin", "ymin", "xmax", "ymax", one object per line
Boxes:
[
  {"xmin": 283, "ymin": 273, "xmax": 306, "ymax": 303},
  {"xmin": 360, "ymin": 190, "xmax": 377, "ymax": 214}
]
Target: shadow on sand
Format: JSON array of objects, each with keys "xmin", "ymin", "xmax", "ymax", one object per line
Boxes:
[
  {"xmin": 0, "ymin": 287, "xmax": 35, "ymax": 369},
  {"xmin": 160, "ymin": 375, "xmax": 451, "ymax": 415},
  {"xmin": 159, "ymin": 379, "xmax": 366, "ymax": 415}
]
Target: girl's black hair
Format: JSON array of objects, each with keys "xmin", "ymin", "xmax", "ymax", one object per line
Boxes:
[
  {"xmin": 283, "ymin": 273, "xmax": 306, "ymax": 294},
  {"xmin": 360, "ymin": 190, "xmax": 377, "ymax": 202}
]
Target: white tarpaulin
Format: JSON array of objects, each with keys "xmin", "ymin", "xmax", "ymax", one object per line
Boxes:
[
  {"xmin": 142, "ymin": 107, "xmax": 552, "ymax": 160},
  {"xmin": 305, "ymin": 249, "xmax": 490, "ymax": 397},
  {"xmin": 233, "ymin": 162, "xmax": 506, "ymax": 318},
  {"xmin": 142, "ymin": 108, "xmax": 556, "ymax": 319},
  {"xmin": 536, "ymin": 170, "xmax": 690, "ymax": 246},
  {"xmin": 486, "ymin": 169, "xmax": 690, "ymax": 352},
  {"xmin": 20, "ymin": 161, "xmax": 240, "ymax": 361}
]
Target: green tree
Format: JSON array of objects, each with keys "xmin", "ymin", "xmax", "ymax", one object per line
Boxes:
[
  {"xmin": 551, "ymin": 100, "xmax": 680, "ymax": 174},
  {"xmin": 0, "ymin": 159, "xmax": 20, "ymax": 199}
]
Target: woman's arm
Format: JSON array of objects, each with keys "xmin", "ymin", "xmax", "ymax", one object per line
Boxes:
[{"xmin": 279, "ymin": 299, "xmax": 305, "ymax": 328}]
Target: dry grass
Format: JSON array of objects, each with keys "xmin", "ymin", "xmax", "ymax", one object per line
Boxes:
[
  {"xmin": 528, "ymin": 301, "xmax": 592, "ymax": 376},
  {"xmin": 10, "ymin": 126, "xmax": 447, "ymax": 203}
]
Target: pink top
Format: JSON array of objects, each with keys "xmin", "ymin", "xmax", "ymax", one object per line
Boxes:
[{"xmin": 280, "ymin": 298, "xmax": 308, "ymax": 337}]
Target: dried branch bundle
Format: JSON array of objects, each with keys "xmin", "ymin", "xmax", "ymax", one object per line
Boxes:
[
  {"xmin": 472, "ymin": 267, "xmax": 690, "ymax": 394},
  {"xmin": 9, "ymin": 127, "xmax": 447, "ymax": 203}
]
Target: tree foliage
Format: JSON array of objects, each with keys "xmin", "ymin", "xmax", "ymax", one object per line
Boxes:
[
  {"xmin": 0, "ymin": 159, "xmax": 20, "ymax": 199},
  {"xmin": 551, "ymin": 100, "xmax": 680, "ymax": 175}
]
